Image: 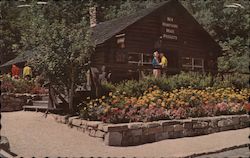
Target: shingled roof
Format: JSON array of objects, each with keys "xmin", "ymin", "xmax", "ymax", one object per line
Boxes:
[
  {"xmin": 91, "ymin": 0, "xmax": 171, "ymax": 45},
  {"xmin": 0, "ymin": 50, "xmax": 36, "ymax": 68},
  {"xmin": 91, "ymin": 0, "xmax": 221, "ymax": 52}
]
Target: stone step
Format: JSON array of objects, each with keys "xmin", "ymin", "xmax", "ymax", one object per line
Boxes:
[
  {"xmin": 23, "ymin": 105, "xmax": 62, "ymax": 112},
  {"xmin": 42, "ymin": 95, "xmax": 49, "ymax": 101},
  {"xmin": 33, "ymin": 100, "xmax": 48, "ymax": 107}
]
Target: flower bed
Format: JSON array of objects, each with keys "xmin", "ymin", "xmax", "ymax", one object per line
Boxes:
[
  {"xmin": 78, "ymin": 87, "xmax": 249, "ymax": 123},
  {"xmin": 0, "ymin": 74, "xmax": 48, "ymax": 94}
]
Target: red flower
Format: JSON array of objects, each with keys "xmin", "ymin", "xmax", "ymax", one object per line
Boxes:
[{"xmin": 244, "ymin": 103, "xmax": 250, "ymax": 112}]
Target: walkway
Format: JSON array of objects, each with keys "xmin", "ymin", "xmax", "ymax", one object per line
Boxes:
[
  {"xmin": 1, "ymin": 111, "xmax": 249, "ymax": 157},
  {"xmin": 196, "ymin": 147, "xmax": 250, "ymax": 158}
]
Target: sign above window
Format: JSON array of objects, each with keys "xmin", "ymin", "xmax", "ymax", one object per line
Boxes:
[{"xmin": 161, "ymin": 16, "xmax": 178, "ymax": 41}]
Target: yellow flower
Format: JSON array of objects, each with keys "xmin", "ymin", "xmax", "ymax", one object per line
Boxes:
[
  {"xmin": 102, "ymin": 96, "xmax": 106, "ymax": 99},
  {"xmin": 190, "ymin": 96, "xmax": 195, "ymax": 100}
]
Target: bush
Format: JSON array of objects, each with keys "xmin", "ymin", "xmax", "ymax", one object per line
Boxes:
[
  {"xmin": 100, "ymin": 72, "xmax": 249, "ymax": 98},
  {"xmin": 213, "ymin": 73, "xmax": 249, "ymax": 89},
  {"xmin": 0, "ymin": 74, "xmax": 47, "ymax": 94}
]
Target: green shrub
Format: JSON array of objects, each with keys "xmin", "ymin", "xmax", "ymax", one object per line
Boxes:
[
  {"xmin": 114, "ymin": 80, "xmax": 148, "ymax": 97},
  {"xmin": 213, "ymin": 73, "xmax": 249, "ymax": 89},
  {"xmin": 100, "ymin": 72, "xmax": 249, "ymax": 98},
  {"xmin": 101, "ymin": 82, "xmax": 116, "ymax": 95}
]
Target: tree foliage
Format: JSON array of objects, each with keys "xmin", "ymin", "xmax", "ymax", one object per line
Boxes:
[
  {"xmin": 182, "ymin": 0, "xmax": 250, "ymax": 73},
  {"xmin": 20, "ymin": 1, "xmax": 94, "ymax": 112},
  {"xmin": 0, "ymin": 1, "xmax": 21, "ymax": 64}
]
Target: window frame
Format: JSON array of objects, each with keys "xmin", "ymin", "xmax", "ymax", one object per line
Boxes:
[
  {"xmin": 128, "ymin": 52, "xmax": 152, "ymax": 65},
  {"xmin": 181, "ymin": 57, "xmax": 204, "ymax": 71}
]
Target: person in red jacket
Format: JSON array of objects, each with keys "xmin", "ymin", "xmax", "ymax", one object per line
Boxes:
[{"xmin": 11, "ymin": 64, "xmax": 20, "ymax": 79}]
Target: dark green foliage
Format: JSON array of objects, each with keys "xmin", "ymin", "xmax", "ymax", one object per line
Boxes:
[
  {"xmin": 101, "ymin": 72, "xmax": 249, "ymax": 97},
  {"xmin": 182, "ymin": 0, "xmax": 250, "ymax": 73},
  {"xmin": 0, "ymin": 1, "xmax": 21, "ymax": 64},
  {"xmin": 213, "ymin": 73, "xmax": 249, "ymax": 89}
]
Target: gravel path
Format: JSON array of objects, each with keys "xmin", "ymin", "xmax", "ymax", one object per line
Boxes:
[{"xmin": 1, "ymin": 111, "xmax": 249, "ymax": 157}]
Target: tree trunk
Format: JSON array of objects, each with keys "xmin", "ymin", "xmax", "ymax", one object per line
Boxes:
[
  {"xmin": 69, "ymin": 63, "xmax": 75, "ymax": 114},
  {"xmin": 69, "ymin": 81, "xmax": 74, "ymax": 114}
]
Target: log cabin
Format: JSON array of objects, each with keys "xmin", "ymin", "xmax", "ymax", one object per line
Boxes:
[
  {"xmin": 90, "ymin": 0, "xmax": 222, "ymax": 82},
  {"xmin": 0, "ymin": 0, "xmax": 222, "ymax": 82}
]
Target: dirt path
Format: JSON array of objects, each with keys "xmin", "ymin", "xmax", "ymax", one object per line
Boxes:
[{"xmin": 1, "ymin": 111, "xmax": 249, "ymax": 157}]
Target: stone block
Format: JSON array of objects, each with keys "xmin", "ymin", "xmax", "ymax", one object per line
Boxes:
[
  {"xmin": 183, "ymin": 121, "xmax": 193, "ymax": 129},
  {"xmin": 220, "ymin": 125, "xmax": 235, "ymax": 131},
  {"xmin": 130, "ymin": 129, "xmax": 143, "ymax": 136},
  {"xmin": 168, "ymin": 131, "xmax": 175, "ymax": 138},
  {"xmin": 231, "ymin": 117, "xmax": 240, "ymax": 125},
  {"xmin": 159, "ymin": 120, "xmax": 180, "ymax": 126},
  {"xmin": 97, "ymin": 123, "xmax": 109, "ymax": 131},
  {"xmin": 89, "ymin": 129, "xmax": 96, "ymax": 137},
  {"xmin": 183, "ymin": 129, "xmax": 193, "ymax": 137},
  {"xmin": 133, "ymin": 136, "xmax": 142, "ymax": 145},
  {"xmin": 193, "ymin": 128, "xmax": 207, "ymax": 136},
  {"xmin": 173, "ymin": 131, "xmax": 184, "ymax": 138},
  {"xmin": 173, "ymin": 124, "xmax": 184, "ymax": 132},
  {"xmin": 76, "ymin": 127, "xmax": 85, "ymax": 132},
  {"xmin": 104, "ymin": 132, "xmax": 123, "ymax": 146},
  {"xmin": 163, "ymin": 125, "xmax": 174, "ymax": 132},
  {"xmin": 207, "ymin": 127, "xmax": 219, "ymax": 134},
  {"xmin": 209, "ymin": 119, "xmax": 219, "ymax": 128},
  {"xmin": 128, "ymin": 123, "xmax": 143, "ymax": 129},
  {"xmin": 121, "ymin": 136, "xmax": 134, "ymax": 146},
  {"xmin": 80, "ymin": 120, "xmax": 87, "ymax": 127},
  {"xmin": 239, "ymin": 115, "xmax": 250, "ymax": 123},
  {"xmin": 95, "ymin": 130, "xmax": 105, "ymax": 138},
  {"xmin": 103, "ymin": 124, "xmax": 128, "ymax": 132},
  {"xmin": 155, "ymin": 132, "xmax": 169, "ymax": 141},
  {"xmin": 142, "ymin": 134, "xmax": 155, "ymax": 143},
  {"xmin": 71, "ymin": 118, "xmax": 82, "ymax": 127},
  {"xmin": 240, "ymin": 122, "xmax": 249, "ymax": 128},
  {"xmin": 218, "ymin": 119, "xmax": 233, "ymax": 127},
  {"xmin": 87, "ymin": 121, "xmax": 102, "ymax": 128},
  {"xmin": 145, "ymin": 126, "xmax": 163, "ymax": 135},
  {"xmin": 144, "ymin": 122, "xmax": 160, "ymax": 128},
  {"xmin": 193, "ymin": 121, "xmax": 208, "ymax": 129}
]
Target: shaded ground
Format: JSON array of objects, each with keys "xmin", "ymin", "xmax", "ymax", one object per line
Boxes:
[
  {"xmin": 196, "ymin": 147, "xmax": 250, "ymax": 158},
  {"xmin": 1, "ymin": 111, "xmax": 249, "ymax": 157}
]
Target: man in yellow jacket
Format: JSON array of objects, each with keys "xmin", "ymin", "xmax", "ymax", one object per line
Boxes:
[
  {"xmin": 23, "ymin": 63, "xmax": 32, "ymax": 80},
  {"xmin": 159, "ymin": 53, "xmax": 168, "ymax": 68}
]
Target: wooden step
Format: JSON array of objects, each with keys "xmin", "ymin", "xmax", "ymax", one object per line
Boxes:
[{"xmin": 23, "ymin": 105, "xmax": 62, "ymax": 112}]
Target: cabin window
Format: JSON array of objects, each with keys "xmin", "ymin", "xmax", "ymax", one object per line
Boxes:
[
  {"xmin": 115, "ymin": 33, "xmax": 126, "ymax": 63},
  {"xmin": 181, "ymin": 57, "xmax": 204, "ymax": 71},
  {"xmin": 128, "ymin": 52, "xmax": 152, "ymax": 65},
  {"xmin": 116, "ymin": 33, "xmax": 125, "ymax": 48},
  {"xmin": 115, "ymin": 51, "xmax": 126, "ymax": 63}
]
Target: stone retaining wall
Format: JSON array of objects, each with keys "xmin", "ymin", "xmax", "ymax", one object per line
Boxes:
[
  {"xmin": 52, "ymin": 114, "xmax": 249, "ymax": 146},
  {"xmin": 0, "ymin": 93, "xmax": 45, "ymax": 112}
]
